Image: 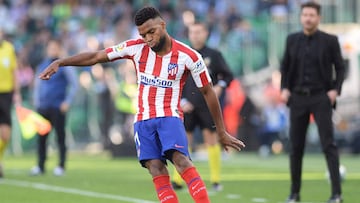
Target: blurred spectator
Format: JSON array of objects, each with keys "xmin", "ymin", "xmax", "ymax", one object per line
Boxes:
[
  {"xmin": 16, "ymin": 57, "xmax": 34, "ymax": 102},
  {"xmin": 226, "ymin": 5, "xmax": 243, "ymax": 31},
  {"xmin": 27, "ymin": 28, "xmax": 52, "ymax": 70},
  {"xmin": 224, "ymin": 18, "xmax": 263, "ymax": 75},
  {"xmin": 256, "ymin": 0, "xmax": 274, "ymax": 15},
  {"xmin": 110, "ymin": 61, "xmax": 138, "ymax": 155},
  {"xmin": 258, "ymin": 79, "xmax": 288, "ymax": 157},
  {"xmin": 223, "ymin": 79, "xmax": 246, "ymax": 137},
  {"xmin": 112, "ymin": 61, "xmax": 137, "ymax": 122},
  {"xmin": 270, "ymin": 0, "xmax": 290, "ymax": 22},
  {"xmin": 92, "ymin": 64, "xmax": 115, "ymax": 150},
  {"xmin": 238, "ymin": 95, "xmax": 259, "ymax": 151}
]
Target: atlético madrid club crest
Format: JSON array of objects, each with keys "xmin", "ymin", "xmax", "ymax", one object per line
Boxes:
[{"xmin": 168, "ymin": 63, "xmax": 178, "ymax": 76}]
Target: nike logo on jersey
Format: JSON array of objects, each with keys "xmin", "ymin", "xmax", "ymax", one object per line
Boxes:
[{"xmin": 174, "ymin": 144, "xmax": 184, "ymax": 148}]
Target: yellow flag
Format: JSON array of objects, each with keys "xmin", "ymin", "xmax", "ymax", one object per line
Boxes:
[{"xmin": 15, "ymin": 106, "xmax": 52, "ymax": 139}]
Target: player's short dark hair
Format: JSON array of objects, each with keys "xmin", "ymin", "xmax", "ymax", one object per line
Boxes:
[
  {"xmin": 134, "ymin": 6, "xmax": 162, "ymax": 26},
  {"xmin": 301, "ymin": 1, "xmax": 321, "ymax": 15}
]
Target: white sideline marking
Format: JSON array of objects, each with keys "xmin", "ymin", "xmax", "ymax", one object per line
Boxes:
[
  {"xmin": 252, "ymin": 197, "xmax": 267, "ymax": 202},
  {"xmin": 0, "ymin": 179, "xmax": 157, "ymax": 203},
  {"xmin": 226, "ymin": 194, "xmax": 241, "ymax": 199},
  {"xmin": 277, "ymin": 201, "xmax": 324, "ymax": 203}
]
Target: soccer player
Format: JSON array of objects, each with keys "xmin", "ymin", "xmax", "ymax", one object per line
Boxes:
[
  {"xmin": 0, "ymin": 28, "xmax": 21, "ymax": 178},
  {"xmin": 39, "ymin": 7, "xmax": 245, "ymax": 203},
  {"xmin": 172, "ymin": 22, "xmax": 234, "ymax": 191}
]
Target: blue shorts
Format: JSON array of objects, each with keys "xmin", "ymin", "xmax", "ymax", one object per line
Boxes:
[{"xmin": 134, "ymin": 117, "xmax": 190, "ymax": 167}]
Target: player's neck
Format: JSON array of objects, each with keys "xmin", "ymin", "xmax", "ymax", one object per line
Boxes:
[
  {"xmin": 303, "ymin": 27, "xmax": 318, "ymax": 36},
  {"xmin": 156, "ymin": 35, "xmax": 172, "ymax": 56}
]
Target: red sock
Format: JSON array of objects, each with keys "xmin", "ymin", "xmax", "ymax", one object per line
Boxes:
[
  {"xmin": 181, "ymin": 167, "xmax": 210, "ymax": 203},
  {"xmin": 153, "ymin": 175, "xmax": 179, "ymax": 203}
]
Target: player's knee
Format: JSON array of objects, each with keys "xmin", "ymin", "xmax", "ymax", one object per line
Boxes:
[
  {"xmin": 0, "ymin": 124, "xmax": 11, "ymax": 141},
  {"xmin": 145, "ymin": 159, "xmax": 168, "ymax": 177},
  {"xmin": 168, "ymin": 150, "xmax": 193, "ymax": 173}
]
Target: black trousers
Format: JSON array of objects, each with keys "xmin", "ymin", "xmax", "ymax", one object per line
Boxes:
[
  {"xmin": 288, "ymin": 92, "xmax": 341, "ymax": 196},
  {"xmin": 36, "ymin": 108, "xmax": 66, "ymax": 171}
]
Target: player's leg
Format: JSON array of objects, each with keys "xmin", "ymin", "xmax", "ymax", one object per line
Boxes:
[
  {"xmin": 199, "ymin": 108, "xmax": 222, "ymax": 191},
  {"xmin": 0, "ymin": 93, "xmax": 14, "ymax": 178},
  {"xmin": 202, "ymin": 128, "xmax": 222, "ymax": 191},
  {"xmin": 170, "ymin": 151, "xmax": 210, "ymax": 203},
  {"xmin": 159, "ymin": 117, "xmax": 210, "ymax": 203},
  {"xmin": 134, "ymin": 119, "xmax": 179, "ymax": 203},
  {"xmin": 0, "ymin": 125, "xmax": 11, "ymax": 161},
  {"xmin": 171, "ymin": 131, "xmax": 193, "ymax": 189},
  {"xmin": 171, "ymin": 112, "xmax": 196, "ymax": 188},
  {"xmin": 287, "ymin": 97, "xmax": 310, "ymax": 201},
  {"xmin": 312, "ymin": 94, "xmax": 342, "ymax": 200},
  {"xmin": 144, "ymin": 159, "xmax": 179, "ymax": 203},
  {"xmin": 0, "ymin": 124, "xmax": 11, "ymax": 178}
]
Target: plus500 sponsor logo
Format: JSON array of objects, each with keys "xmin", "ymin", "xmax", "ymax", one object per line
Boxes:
[{"xmin": 140, "ymin": 75, "xmax": 173, "ymax": 88}]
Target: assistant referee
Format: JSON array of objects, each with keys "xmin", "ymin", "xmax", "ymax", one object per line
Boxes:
[{"xmin": 172, "ymin": 22, "xmax": 234, "ymax": 191}]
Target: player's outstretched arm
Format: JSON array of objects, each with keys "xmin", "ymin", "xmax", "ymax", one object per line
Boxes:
[
  {"xmin": 199, "ymin": 83, "xmax": 245, "ymax": 151},
  {"xmin": 39, "ymin": 50, "xmax": 109, "ymax": 80}
]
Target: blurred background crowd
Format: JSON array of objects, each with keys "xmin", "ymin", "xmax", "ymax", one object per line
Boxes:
[{"xmin": 2, "ymin": 0, "xmax": 360, "ymax": 157}]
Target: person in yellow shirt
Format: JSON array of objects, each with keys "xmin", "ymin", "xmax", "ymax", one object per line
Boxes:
[{"xmin": 0, "ymin": 29, "xmax": 21, "ymax": 178}]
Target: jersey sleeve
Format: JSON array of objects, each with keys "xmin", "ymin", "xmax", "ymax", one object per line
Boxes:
[
  {"xmin": 105, "ymin": 39, "xmax": 143, "ymax": 61},
  {"xmin": 187, "ymin": 53, "xmax": 212, "ymax": 88}
]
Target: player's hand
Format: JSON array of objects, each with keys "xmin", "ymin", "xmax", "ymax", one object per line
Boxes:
[
  {"xmin": 13, "ymin": 91, "xmax": 22, "ymax": 106},
  {"xmin": 327, "ymin": 89, "xmax": 338, "ymax": 105},
  {"xmin": 213, "ymin": 85, "xmax": 223, "ymax": 97},
  {"xmin": 280, "ymin": 88, "xmax": 291, "ymax": 103},
  {"xmin": 39, "ymin": 61, "xmax": 60, "ymax": 80},
  {"xmin": 181, "ymin": 100, "xmax": 194, "ymax": 113},
  {"xmin": 60, "ymin": 102, "xmax": 70, "ymax": 113},
  {"xmin": 218, "ymin": 131, "xmax": 245, "ymax": 152}
]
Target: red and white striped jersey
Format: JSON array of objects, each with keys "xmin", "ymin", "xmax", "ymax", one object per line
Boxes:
[{"xmin": 105, "ymin": 38, "xmax": 212, "ymax": 122}]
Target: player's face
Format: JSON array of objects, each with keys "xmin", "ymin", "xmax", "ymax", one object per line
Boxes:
[
  {"xmin": 138, "ymin": 18, "xmax": 166, "ymax": 52},
  {"xmin": 188, "ymin": 24, "xmax": 208, "ymax": 49},
  {"xmin": 300, "ymin": 7, "xmax": 320, "ymax": 33}
]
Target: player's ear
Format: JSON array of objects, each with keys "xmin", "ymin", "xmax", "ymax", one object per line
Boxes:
[{"xmin": 160, "ymin": 20, "xmax": 166, "ymax": 30}]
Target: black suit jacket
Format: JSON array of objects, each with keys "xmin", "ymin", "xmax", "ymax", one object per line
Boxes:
[{"xmin": 280, "ymin": 30, "xmax": 345, "ymax": 94}]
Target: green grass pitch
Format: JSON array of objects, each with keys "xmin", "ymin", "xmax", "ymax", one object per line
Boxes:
[{"xmin": 0, "ymin": 152, "xmax": 359, "ymax": 203}]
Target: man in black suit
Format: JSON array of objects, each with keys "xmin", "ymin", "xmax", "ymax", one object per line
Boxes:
[{"xmin": 280, "ymin": 2, "xmax": 345, "ymax": 203}]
